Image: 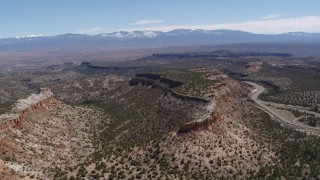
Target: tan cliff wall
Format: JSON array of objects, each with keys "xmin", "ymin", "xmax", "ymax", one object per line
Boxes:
[
  {"xmin": 131, "ymin": 71, "xmax": 236, "ymax": 134},
  {"xmin": 0, "ymin": 96, "xmax": 54, "ymax": 132},
  {"xmin": 177, "ymin": 113, "xmax": 224, "ymax": 134},
  {"xmin": 0, "ymin": 89, "xmax": 54, "ymax": 144}
]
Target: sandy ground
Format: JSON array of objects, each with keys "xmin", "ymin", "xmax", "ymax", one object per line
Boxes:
[{"xmin": 266, "ymin": 105, "xmax": 296, "ymax": 121}]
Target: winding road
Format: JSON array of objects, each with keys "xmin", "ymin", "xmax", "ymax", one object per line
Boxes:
[{"xmin": 244, "ymin": 81, "xmax": 320, "ymax": 134}]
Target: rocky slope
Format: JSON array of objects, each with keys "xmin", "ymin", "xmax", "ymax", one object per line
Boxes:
[
  {"xmin": 61, "ymin": 68, "xmax": 276, "ymax": 179},
  {"xmin": 0, "ymin": 88, "xmax": 105, "ymax": 179},
  {"xmin": 0, "ymin": 68, "xmax": 280, "ymax": 179},
  {"xmin": 120, "ymin": 71, "xmax": 273, "ymax": 179},
  {"xmin": 0, "ymin": 88, "xmax": 53, "ymax": 133}
]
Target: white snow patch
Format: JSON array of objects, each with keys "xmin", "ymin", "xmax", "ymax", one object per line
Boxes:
[
  {"xmin": 15, "ymin": 34, "xmax": 43, "ymax": 39},
  {"xmin": 102, "ymin": 30, "xmax": 158, "ymax": 39},
  {"xmin": 142, "ymin": 30, "xmax": 158, "ymax": 38}
]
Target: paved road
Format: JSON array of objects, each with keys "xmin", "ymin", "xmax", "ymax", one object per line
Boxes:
[
  {"xmin": 244, "ymin": 81, "xmax": 320, "ymax": 133},
  {"xmin": 255, "ymin": 98, "xmax": 320, "ymax": 117}
]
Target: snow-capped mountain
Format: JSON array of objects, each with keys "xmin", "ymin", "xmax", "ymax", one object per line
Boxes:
[
  {"xmin": 15, "ymin": 34, "xmax": 43, "ymax": 39},
  {"xmin": 99, "ymin": 30, "xmax": 162, "ymax": 39},
  {"xmin": 0, "ymin": 29, "xmax": 320, "ymax": 51}
]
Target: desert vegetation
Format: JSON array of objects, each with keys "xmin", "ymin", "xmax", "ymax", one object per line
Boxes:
[{"xmin": 0, "ymin": 51, "xmax": 320, "ymax": 179}]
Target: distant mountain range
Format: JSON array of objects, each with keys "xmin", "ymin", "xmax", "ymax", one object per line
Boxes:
[
  {"xmin": 152, "ymin": 49, "xmax": 293, "ymax": 59},
  {"xmin": 1, "ymin": 29, "xmax": 320, "ymax": 51}
]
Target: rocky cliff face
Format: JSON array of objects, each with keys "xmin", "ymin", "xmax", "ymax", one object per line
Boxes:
[
  {"xmin": 0, "ymin": 88, "xmax": 53, "ymax": 133},
  {"xmin": 176, "ymin": 68, "xmax": 249, "ymax": 133},
  {"xmin": 13, "ymin": 88, "xmax": 53, "ymax": 113},
  {"xmin": 0, "ymin": 88, "xmax": 54, "ymax": 178},
  {"xmin": 130, "ymin": 68, "xmax": 249, "ymax": 134},
  {"xmin": 178, "ymin": 113, "xmax": 225, "ymax": 133},
  {"xmin": 0, "ymin": 87, "xmax": 104, "ymax": 179},
  {"xmin": 93, "ymin": 70, "xmax": 275, "ymax": 179}
]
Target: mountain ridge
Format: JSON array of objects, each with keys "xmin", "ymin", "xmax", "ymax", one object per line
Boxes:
[
  {"xmin": 5, "ymin": 29, "xmax": 320, "ymax": 40},
  {"xmin": 1, "ymin": 29, "xmax": 320, "ymax": 52}
]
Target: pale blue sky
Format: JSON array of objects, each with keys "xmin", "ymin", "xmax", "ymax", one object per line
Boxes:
[{"xmin": 1, "ymin": 0, "xmax": 320, "ymax": 37}]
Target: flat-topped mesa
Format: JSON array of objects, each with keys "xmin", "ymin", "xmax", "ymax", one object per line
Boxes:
[
  {"xmin": 0, "ymin": 88, "xmax": 54, "ymax": 132},
  {"xmin": 130, "ymin": 70, "xmax": 220, "ymax": 103}
]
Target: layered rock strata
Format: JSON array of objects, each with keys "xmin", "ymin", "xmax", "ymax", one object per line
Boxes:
[{"xmin": 0, "ymin": 88, "xmax": 53, "ymax": 134}]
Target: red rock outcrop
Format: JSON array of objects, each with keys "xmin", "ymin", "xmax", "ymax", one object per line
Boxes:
[
  {"xmin": 0, "ymin": 88, "xmax": 54, "ymax": 133},
  {"xmin": 0, "ymin": 97, "xmax": 53, "ymax": 132},
  {"xmin": 178, "ymin": 113, "xmax": 224, "ymax": 134}
]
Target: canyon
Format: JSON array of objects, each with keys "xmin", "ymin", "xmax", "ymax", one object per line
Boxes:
[{"xmin": 0, "ymin": 56, "xmax": 318, "ymax": 179}]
